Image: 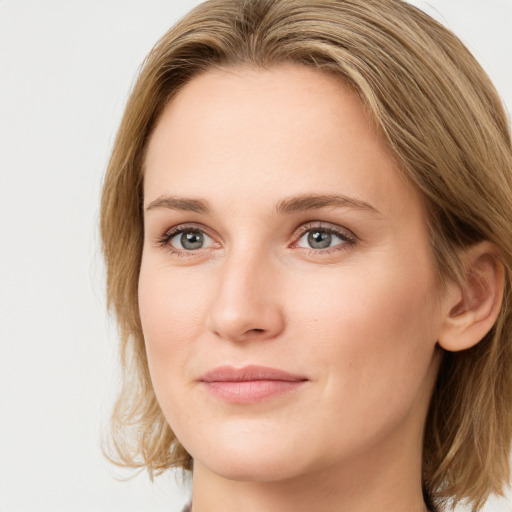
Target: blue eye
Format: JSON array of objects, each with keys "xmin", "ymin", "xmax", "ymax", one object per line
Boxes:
[
  {"xmin": 168, "ymin": 229, "xmax": 214, "ymax": 250},
  {"xmin": 296, "ymin": 227, "xmax": 354, "ymax": 250},
  {"xmin": 157, "ymin": 223, "xmax": 355, "ymax": 256}
]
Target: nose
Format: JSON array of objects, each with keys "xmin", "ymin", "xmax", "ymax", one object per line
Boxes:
[{"xmin": 206, "ymin": 249, "xmax": 285, "ymax": 342}]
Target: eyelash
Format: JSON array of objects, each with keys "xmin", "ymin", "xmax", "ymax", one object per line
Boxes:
[
  {"xmin": 155, "ymin": 223, "xmax": 216, "ymax": 257},
  {"xmin": 293, "ymin": 222, "xmax": 357, "ymax": 254},
  {"xmin": 155, "ymin": 222, "xmax": 357, "ymax": 257}
]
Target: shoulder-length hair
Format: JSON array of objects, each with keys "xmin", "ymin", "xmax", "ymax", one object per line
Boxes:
[{"xmin": 100, "ymin": 1, "xmax": 512, "ymax": 509}]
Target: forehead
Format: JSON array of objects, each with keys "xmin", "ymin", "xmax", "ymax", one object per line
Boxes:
[{"xmin": 143, "ymin": 63, "xmax": 421, "ymax": 220}]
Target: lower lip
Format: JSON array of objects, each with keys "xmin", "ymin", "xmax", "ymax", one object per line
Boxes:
[{"xmin": 201, "ymin": 380, "xmax": 306, "ymax": 404}]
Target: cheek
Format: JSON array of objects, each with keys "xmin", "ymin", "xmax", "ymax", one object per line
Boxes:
[
  {"xmin": 290, "ymin": 254, "xmax": 440, "ymax": 411},
  {"xmin": 138, "ymin": 261, "xmax": 211, "ymax": 388},
  {"xmin": 275, "ymin": 263, "xmax": 440, "ymax": 464}
]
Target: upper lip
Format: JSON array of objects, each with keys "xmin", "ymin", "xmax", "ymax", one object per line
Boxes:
[{"xmin": 199, "ymin": 365, "xmax": 308, "ymax": 382}]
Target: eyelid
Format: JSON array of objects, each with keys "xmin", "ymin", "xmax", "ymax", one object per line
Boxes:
[
  {"xmin": 155, "ymin": 223, "xmax": 219, "ymax": 249},
  {"xmin": 154, "ymin": 220, "xmax": 358, "ymax": 256},
  {"xmin": 292, "ymin": 221, "xmax": 357, "ymax": 244},
  {"xmin": 288, "ymin": 222, "xmax": 358, "ymax": 257},
  {"xmin": 171, "ymin": 229, "xmax": 214, "ymax": 250}
]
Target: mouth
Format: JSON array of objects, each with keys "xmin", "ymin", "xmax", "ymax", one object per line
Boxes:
[{"xmin": 199, "ymin": 365, "xmax": 309, "ymax": 404}]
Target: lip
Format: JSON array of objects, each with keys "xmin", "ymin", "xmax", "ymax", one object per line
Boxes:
[{"xmin": 199, "ymin": 365, "xmax": 308, "ymax": 404}]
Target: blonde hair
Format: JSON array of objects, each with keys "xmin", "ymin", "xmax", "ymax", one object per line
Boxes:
[{"xmin": 100, "ymin": 0, "xmax": 512, "ymax": 509}]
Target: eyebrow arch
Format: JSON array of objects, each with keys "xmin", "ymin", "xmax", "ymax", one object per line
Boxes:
[
  {"xmin": 144, "ymin": 193, "xmax": 380, "ymax": 216},
  {"xmin": 145, "ymin": 196, "xmax": 211, "ymax": 214},
  {"xmin": 275, "ymin": 194, "xmax": 380, "ymax": 215}
]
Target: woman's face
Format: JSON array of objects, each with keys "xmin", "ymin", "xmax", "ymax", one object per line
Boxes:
[{"xmin": 140, "ymin": 64, "xmax": 445, "ymax": 483}]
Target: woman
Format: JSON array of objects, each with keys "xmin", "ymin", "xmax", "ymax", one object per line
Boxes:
[{"xmin": 100, "ymin": 1, "xmax": 512, "ymax": 511}]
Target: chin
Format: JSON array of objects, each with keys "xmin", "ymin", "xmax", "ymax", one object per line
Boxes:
[
  {"xmin": 199, "ymin": 453, "xmax": 300, "ymax": 483},
  {"xmin": 185, "ymin": 427, "xmax": 312, "ymax": 483}
]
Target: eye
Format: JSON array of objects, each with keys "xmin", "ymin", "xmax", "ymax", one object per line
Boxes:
[
  {"xmin": 158, "ymin": 226, "xmax": 216, "ymax": 252},
  {"xmin": 295, "ymin": 225, "xmax": 355, "ymax": 251},
  {"xmin": 170, "ymin": 229, "xmax": 213, "ymax": 250}
]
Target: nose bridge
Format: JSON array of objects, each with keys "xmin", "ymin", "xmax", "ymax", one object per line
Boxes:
[{"xmin": 207, "ymin": 242, "xmax": 284, "ymax": 342}]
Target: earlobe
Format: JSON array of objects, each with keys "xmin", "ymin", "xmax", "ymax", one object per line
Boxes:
[{"xmin": 438, "ymin": 242, "xmax": 504, "ymax": 352}]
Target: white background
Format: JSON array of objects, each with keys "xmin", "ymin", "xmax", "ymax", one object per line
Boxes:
[{"xmin": 0, "ymin": 1, "xmax": 511, "ymax": 511}]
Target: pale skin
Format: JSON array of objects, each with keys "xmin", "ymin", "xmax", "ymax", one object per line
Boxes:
[{"xmin": 139, "ymin": 63, "xmax": 503, "ymax": 512}]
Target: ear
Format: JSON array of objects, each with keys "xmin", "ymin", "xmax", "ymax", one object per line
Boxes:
[{"xmin": 438, "ymin": 242, "xmax": 505, "ymax": 352}]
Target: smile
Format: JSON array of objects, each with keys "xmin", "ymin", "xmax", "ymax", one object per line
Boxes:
[{"xmin": 199, "ymin": 365, "xmax": 309, "ymax": 404}]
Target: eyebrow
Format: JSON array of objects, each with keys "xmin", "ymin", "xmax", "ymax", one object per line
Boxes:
[
  {"xmin": 145, "ymin": 193, "xmax": 380, "ymax": 215},
  {"xmin": 274, "ymin": 194, "xmax": 380, "ymax": 215},
  {"xmin": 145, "ymin": 196, "xmax": 210, "ymax": 214}
]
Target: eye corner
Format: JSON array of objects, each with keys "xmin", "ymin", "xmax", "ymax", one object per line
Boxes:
[
  {"xmin": 153, "ymin": 223, "xmax": 220, "ymax": 257},
  {"xmin": 291, "ymin": 222, "xmax": 358, "ymax": 254}
]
